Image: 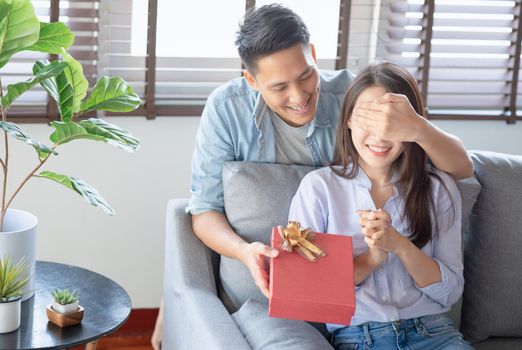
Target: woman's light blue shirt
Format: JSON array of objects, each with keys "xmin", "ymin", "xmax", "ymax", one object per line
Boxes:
[{"xmin": 288, "ymin": 166, "xmax": 463, "ymax": 331}]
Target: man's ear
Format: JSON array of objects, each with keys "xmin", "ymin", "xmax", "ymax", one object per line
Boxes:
[
  {"xmin": 243, "ymin": 70, "xmax": 258, "ymax": 91},
  {"xmin": 309, "ymin": 43, "xmax": 317, "ymax": 64}
]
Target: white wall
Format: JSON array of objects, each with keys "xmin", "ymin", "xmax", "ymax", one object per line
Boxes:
[
  {"xmin": 7, "ymin": 117, "xmax": 521, "ymax": 308},
  {"xmin": 433, "ymin": 120, "xmax": 522, "ymax": 155},
  {"xmin": 10, "ymin": 117, "xmax": 199, "ymax": 308}
]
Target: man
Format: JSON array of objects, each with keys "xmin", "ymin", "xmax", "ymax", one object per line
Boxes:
[{"xmin": 152, "ymin": 4, "xmax": 473, "ymax": 349}]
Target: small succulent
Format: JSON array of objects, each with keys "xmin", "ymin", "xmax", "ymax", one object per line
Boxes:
[
  {"xmin": 0, "ymin": 255, "xmax": 30, "ymax": 303},
  {"xmin": 51, "ymin": 288, "xmax": 79, "ymax": 305}
]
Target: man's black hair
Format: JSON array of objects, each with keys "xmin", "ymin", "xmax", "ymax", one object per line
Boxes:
[{"xmin": 235, "ymin": 4, "xmax": 310, "ymax": 73}]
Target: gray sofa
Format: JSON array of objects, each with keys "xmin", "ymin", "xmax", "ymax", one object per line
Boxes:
[{"xmin": 163, "ymin": 150, "xmax": 522, "ymax": 350}]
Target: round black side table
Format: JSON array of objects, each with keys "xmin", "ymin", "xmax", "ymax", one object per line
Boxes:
[{"xmin": 0, "ymin": 261, "xmax": 131, "ymax": 350}]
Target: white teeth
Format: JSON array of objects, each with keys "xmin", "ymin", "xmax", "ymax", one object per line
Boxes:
[
  {"xmin": 289, "ymin": 105, "xmax": 305, "ymax": 111},
  {"xmin": 368, "ymin": 145, "xmax": 390, "ymax": 152}
]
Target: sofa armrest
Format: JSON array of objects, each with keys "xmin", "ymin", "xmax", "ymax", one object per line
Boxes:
[{"xmin": 163, "ymin": 199, "xmax": 250, "ymax": 350}]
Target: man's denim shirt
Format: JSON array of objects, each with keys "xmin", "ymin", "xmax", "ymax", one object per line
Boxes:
[{"xmin": 187, "ymin": 69, "xmax": 354, "ymax": 215}]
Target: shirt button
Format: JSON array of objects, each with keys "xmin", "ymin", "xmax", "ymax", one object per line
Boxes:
[{"xmin": 381, "ymin": 295, "xmax": 387, "ymax": 302}]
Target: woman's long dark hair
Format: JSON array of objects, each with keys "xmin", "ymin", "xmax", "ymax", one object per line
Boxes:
[{"xmin": 331, "ymin": 62, "xmax": 452, "ymax": 248}]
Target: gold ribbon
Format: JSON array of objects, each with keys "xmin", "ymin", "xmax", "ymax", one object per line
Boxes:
[{"xmin": 277, "ymin": 221, "xmax": 327, "ymax": 262}]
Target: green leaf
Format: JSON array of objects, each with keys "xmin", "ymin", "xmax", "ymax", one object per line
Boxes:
[
  {"xmin": 80, "ymin": 76, "xmax": 141, "ymax": 113},
  {"xmin": 50, "ymin": 119, "xmax": 140, "ymax": 152},
  {"xmin": 33, "ymin": 60, "xmax": 74, "ymax": 121},
  {"xmin": 36, "ymin": 170, "xmax": 73, "ymax": 189},
  {"xmin": 61, "ymin": 48, "xmax": 88, "ymax": 114},
  {"xmin": 25, "ymin": 22, "xmax": 74, "ymax": 54},
  {"xmin": 56, "ymin": 72, "xmax": 74, "ymax": 121},
  {"xmin": 33, "ymin": 50, "xmax": 88, "ymax": 121},
  {"xmin": 0, "ymin": 121, "xmax": 58, "ymax": 159},
  {"xmin": 0, "ymin": 0, "xmax": 40, "ymax": 69},
  {"xmin": 36, "ymin": 171, "xmax": 115, "ymax": 215},
  {"xmin": 49, "ymin": 121, "xmax": 105, "ymax": 145},
  {"xmin": 0, "ymin": 0, "xmax": 12, "ymax": 39},
  {"xmin": 51, "ymin": 288, "xmax": 79, "ymax": 304},
  {"xmin": 33, "ymin": 59, "xmax": 74, "ymax": 122},
  {"xmin": 0, "ymin": 1, "xmax": 11, "ymax": 25},
  {"xmin": 0, "ymin": 255, "xmax": 29, "ymax": 302},
  {"xmin": 33, "ymin": 60, "xmax": 59, "ymax": 101},
  {"xmin": 79, "ymin": 118, "xmax": 140, "ymax": 152},
  {"xmin": 2, "ymin": 61, "xmax": 68, "ymax": 108}
]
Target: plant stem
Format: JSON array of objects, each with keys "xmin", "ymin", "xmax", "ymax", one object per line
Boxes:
[
  {"xmin": 0, "ymin": 77, "xmax": 9, "ymax": 231},
  {"xmin": 3, "ymin": 151, "xmax": 53, "ymax": 217}
]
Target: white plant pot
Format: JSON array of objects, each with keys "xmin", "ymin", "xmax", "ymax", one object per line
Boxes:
[
  {"xmin": 0, "ymin": 209, "xmax": 37, "ymax": 302},
  {"xmin": 0, "ymin": 298, "xmax": 21, "ymax": 333},
  {"xmin": 52, "ymin": 300, "xmax": 79, "ymax": 314}
]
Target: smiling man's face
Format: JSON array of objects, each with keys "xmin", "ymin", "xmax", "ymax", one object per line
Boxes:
[{"xmin": 244, "ymin": 43, "xmax": 320, "ymax": 126}]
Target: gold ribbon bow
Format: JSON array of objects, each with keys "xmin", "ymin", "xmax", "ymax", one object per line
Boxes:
[{"xmin": 277, "ymin": 221, "xmax": 327, "ymax": 262}]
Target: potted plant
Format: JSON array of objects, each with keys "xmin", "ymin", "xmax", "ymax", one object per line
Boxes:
[
  {"xmin": 0, "ymin": 255, "xmax": 29, "ymax": 333},
  {"xmin": 51, "ymin": 288, "xmax": 79, "ymax": 314},
  {"xmin": 0, "ymin": 0, "xmax": 142, "ymax": 299},
  {"xmin": 46, "ymin": 288, "xmax": 84, "ymax": 327}
]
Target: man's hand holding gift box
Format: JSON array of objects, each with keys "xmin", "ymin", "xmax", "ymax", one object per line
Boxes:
[{"xmin": 269, "ymin": 221, "xmax": 355, "ymax": 325}]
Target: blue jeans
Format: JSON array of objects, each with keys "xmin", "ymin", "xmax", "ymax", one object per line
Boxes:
[{"xmin": 332, "ymin": 313, "xmax": 474, "ymax": 350}]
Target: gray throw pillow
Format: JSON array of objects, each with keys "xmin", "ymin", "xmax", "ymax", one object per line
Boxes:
[
  {"xmin": 222, "ymin": 161, "xmax": 481, "ymax": 320},
  {"xmin": 221, "ymin": 162, "xmax": 316, "ymax": 312},
  {"xmin": 232, "ymin": 299, "xmax": 333, "ymax": 350},
  {"xmin": 461, "ymin": 151, "xmax": 522, "ymax": 342}
]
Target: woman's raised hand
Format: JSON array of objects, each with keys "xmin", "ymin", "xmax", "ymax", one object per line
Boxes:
[{"xmin": 358, "ymin": 209, "xmax": 407, "ymax": 255}]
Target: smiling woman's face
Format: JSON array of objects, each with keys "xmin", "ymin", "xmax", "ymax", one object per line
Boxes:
[{"xmin": 349, "ymin": 85, "xmax": 404, "ymax": 178}]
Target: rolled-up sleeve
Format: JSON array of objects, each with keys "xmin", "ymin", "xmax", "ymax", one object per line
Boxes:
[
  {"xmin": 186, "ymin": 94, "xmax": 235, "ymax": 215},
  {"xmin": 418, "ymin": 171, "xmax": 464, "ymax": 308}
]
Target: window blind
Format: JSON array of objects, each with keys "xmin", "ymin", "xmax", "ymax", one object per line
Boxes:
[
  {"xmin": 1, "ymin": 0, "xmax": 355, "ymax": 120},
  {"xmin": 100, "ymin": 0, "xmax": 244, "ymax": 118},
  {"xmin": 9, "ymin": 1, "xmax": 515, "ymax": 122},
  {"xmin": 99, "ymin": 0, "xmax": 146, "ymax": 117},
  {"xmin": 101, "ymin": 0, "xmax": 349, "ymax": 118},
  {"xmin": 345, "ymin": 0, "xmax": 389, "ymax": 71},
  {"xmin": 385, "ymin": 0, "xmax": 522, "ymax": 122}
]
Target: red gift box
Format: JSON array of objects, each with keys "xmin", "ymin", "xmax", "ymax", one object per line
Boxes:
[{"xmin": 269, "ymin": 225, "xmax": 355, "ymax": 325}]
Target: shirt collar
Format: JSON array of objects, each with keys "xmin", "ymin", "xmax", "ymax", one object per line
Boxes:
[
  {"xmin": 337, "ymin": 163, "xmax": 400, "ymax": 193},
  {"xmin": 314, "ymin": 89, "xmax": 331, "ymax": 128},
  {"xmin": 253, "ymin": 92, "xmax": 267, "ymax": 131}
]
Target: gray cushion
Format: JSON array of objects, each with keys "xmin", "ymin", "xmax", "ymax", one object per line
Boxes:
[
  {"xmin": 222, "ymin": 161, "xmax": 481, "ymax": 320},
  {"xmin": 221, "ymin": 162, "xmax": 316, "ymax": 312},
  {"xmin": 164, "ymin": 199, "xmax": 251, "ymax": 350},
  {"xmin": 461, "ymin": 151, "xmax": 522, "ymax": 342},
  {"xmin": 449, "ymin": 175, "xmax": 481, "ymax": 331},
  {"xmin": 473, "ymin": 337, "xmax": 522, "ymax": 350},
  {"xmin": 232, "ymin": 299, "xmax": 333, "ymax": 350}
]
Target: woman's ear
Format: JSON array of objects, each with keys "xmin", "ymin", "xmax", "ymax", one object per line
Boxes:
[{"xmin": 347, "ymin": 117, "xmax": 352, "ymax": 129}]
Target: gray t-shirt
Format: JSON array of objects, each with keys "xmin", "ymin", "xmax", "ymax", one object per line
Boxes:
[{"xmin": 270, "ymin": 110, "xmax": 314, "ymax": 166}]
